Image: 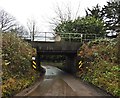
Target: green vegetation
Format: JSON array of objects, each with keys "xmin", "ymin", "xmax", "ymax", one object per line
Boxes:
[
  {"xmin": 54, "ymin": 0, "xmax": 120, "ymax": 41},
  {"xmin": 55, "ymin": 16, "xmax": 105, "ymax": 35},
  {"xmin": 77, "ymin": 38, "xmax": 120, "ymax": 96},
  {"xmin": 2, "ymin": 33, "xmax": 40, "ymax": 98},
  {"xmin": 86, "ymin": 1, "xmax": 120, "ymax": 30}
]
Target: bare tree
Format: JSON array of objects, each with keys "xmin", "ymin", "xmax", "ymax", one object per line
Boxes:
[
  {"xmin": 49, "ymin": 3, "xmax": 80, "ymax": 31},
  {"xmin": 0, "ymin": 9, "xmax": 16, "ymax": 32},
  {"xmin": 49, "ymin": 5, "xmax": 72, "ymax": 27},
  {"xmin": 27, "ymin": 18, "xmax": 38, "ymax": 41},
  {"xmin": 13, "ymin": 25, "xmax": 29, "ymax": 37}
]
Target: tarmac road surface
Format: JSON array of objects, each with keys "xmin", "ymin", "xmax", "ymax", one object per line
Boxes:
[{"xmin": 27, "ymin": 66, "xmax": 113, "ymax": 97}]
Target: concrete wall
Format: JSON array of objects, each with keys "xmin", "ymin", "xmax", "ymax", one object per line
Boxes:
[{"xmin": 29, "ymin": 41, "xmax": 82, "ymax": 53}]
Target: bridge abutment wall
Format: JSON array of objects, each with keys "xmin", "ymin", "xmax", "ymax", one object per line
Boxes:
[{"xmin": 63, "ymin": 54, "xmax": 80, "ymax": 74}]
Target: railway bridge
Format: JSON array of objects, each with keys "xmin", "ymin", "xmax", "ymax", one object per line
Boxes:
[{"xmin": 26, "ymin": 32, "xmax": 101, "ymax": 73}]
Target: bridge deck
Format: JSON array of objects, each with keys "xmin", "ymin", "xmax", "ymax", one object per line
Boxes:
[{"xmin": 28, "ymin": 41, "xmax": 82, "ymax": 54}]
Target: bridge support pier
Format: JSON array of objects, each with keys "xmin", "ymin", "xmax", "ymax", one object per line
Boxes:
[
  {"xmin": 36, "ymin": 47, "xmax": 46, "ymax": 73},
  {"xmin": 36, "ymin": 47, "xmax": 41, "ymax": 70},
  {"xmin": 64, "ymin": 54, "xmax": 78, "ymax": 74}
]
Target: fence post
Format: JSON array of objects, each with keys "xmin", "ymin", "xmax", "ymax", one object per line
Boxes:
[
  {"xmin": 81, "ymin": 34, "xmax": 83, "ymax": 43},
  {"xmin": 45, "ymin": 32, "xmax": 46, "ymax": 41},
  {"xmin": 68, "ymin": 33, "xmax": 71, "ymax": 42}
]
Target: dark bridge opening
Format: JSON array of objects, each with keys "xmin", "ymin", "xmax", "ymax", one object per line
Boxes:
[
  {"xmin": 36, "ymin": 47, "xmax": 79, "ymax": 74},
  {"xmin": 40, "ymin": 54, "xmax": 66, "ymax": 62}
]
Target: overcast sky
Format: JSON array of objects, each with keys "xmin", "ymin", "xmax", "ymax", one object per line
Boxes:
[{"xmin": 0, "ymin": 0, "xmax": 109, "ymax": 32}]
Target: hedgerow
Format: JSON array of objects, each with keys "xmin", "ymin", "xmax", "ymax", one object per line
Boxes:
[
  {"xmin": 77, "ymin": 38, "xmax": 120, "ymax": 96},
  {"xmin": 2, "ymin": 32, "xmax": 39, "ymax": 98}
]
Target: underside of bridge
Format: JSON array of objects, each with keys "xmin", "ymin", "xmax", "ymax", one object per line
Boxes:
[{"xmin": 37, "ymin": 52, "xmax": 79, "ymax": 74}]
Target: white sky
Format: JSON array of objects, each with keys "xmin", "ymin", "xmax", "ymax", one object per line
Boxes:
[{"xmin": 0, "ymin": 0, "xmax": 109, "ymax": 32}]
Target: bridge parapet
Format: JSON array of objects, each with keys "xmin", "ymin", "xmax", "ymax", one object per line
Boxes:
[{"xmin": 26, "ymin": 32, "xmax": 104, "ymax": 54}]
